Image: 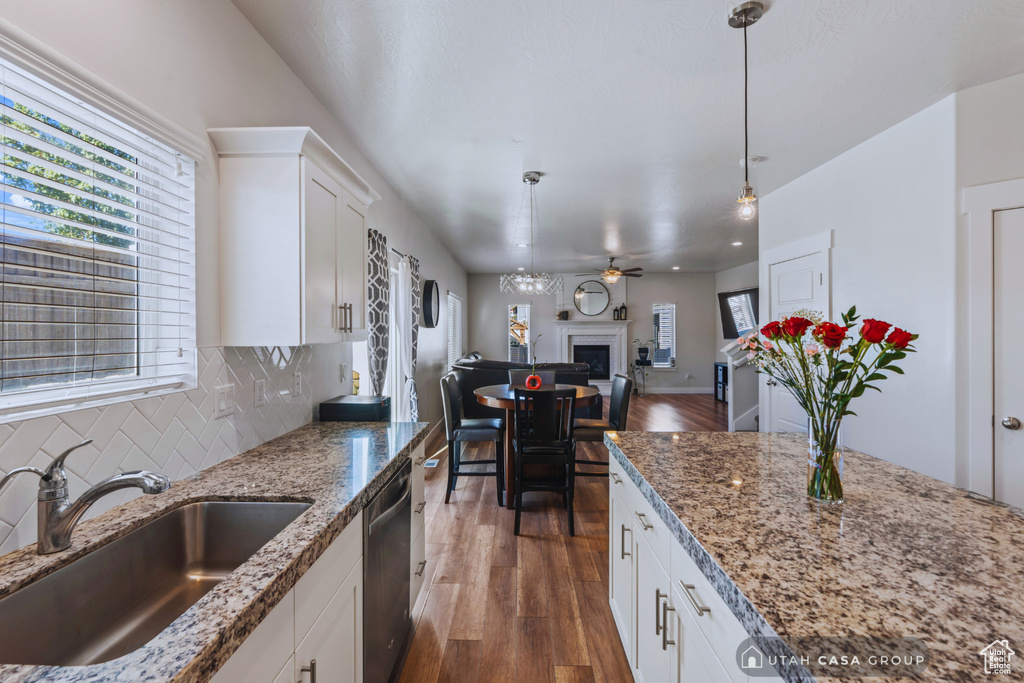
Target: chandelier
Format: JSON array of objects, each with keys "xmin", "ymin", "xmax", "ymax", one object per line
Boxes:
[{"xmin": 499, "ymin": 172, "xmax": 563, "ymax": 295}]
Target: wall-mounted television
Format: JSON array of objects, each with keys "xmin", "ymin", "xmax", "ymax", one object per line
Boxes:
[{"xmin": 718, "ymin": 287, "xmax": 759, "ymax": 340}]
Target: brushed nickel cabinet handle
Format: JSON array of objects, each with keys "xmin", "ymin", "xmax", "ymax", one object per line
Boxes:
[
  {"xmin": 679, "ymin": 580, "xmax": 711, "ymax": 617},
  {"xmin": 415, "ymin": 501, "xmax": 426, "ymax": 514},
  {"xmin": 620, "ymin": 524, "xmax": 631, "ymax": 559},
  {"xmin": 636, "ymin": 512, "xmax": 654, "ymax": 531},
  {"xmin": 610, "ymin": 473, "xmax": 622, "ymax": 484},
  {"xmin": 414, "ymin": 560, "xmax": 427, "ymax": 577},
  {"xmin": 662, "ymin": 601, "xmax": 676, "ymax": 650},
  {"xmin": 655, "ymin": 588, "xmax": 668, "ymax": 635},
  {"xmin": 301, "ymin": 659, "xmax": 317, "ymax": 683}
]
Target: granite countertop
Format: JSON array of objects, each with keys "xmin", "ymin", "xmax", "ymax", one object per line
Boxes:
[
  {"xmin": 0, "ymin": 420, "xmax": 428, "ymax": 683},
  {"xmin": 605, "ymin": 431, "xmax": 1024, "ymax": 683}
]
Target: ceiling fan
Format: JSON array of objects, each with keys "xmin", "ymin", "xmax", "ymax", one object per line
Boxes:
[{"xmin": 575, "ymin": 257, "xmax": 644, "ymax": 285}]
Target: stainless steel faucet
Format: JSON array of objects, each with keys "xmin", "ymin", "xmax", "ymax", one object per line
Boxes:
[{"xmin": 0, "ymin": 439, "xmax": 171, "ymax": 554}]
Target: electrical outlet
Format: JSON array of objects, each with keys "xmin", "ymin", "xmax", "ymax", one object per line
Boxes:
[
  {"xmin": 293, "ymin": 371, "xmax": 303, "ymax": 395},
  {"xmin": 254, "ymin": 379, "xmax": 266, "ymax": 408},
  {"xmin": 684, "ymin": 373, "xmax": 692, "ymax": 381},
  {"xmin": 214, "ymin": 384, "xmax": 235, "ymax": 418}
]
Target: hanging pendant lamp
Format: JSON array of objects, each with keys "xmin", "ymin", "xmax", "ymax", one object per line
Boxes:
[
  {"xmin": 499, "ymin": 172, "xmax": 563, "ymax": 295},
  {"xmin": 730, "ymin": 2, "xmax": 764, "ymax": 221}
]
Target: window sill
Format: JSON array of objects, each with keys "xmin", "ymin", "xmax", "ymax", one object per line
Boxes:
[{"xmin": 0, "ymin": 380, "xmax": 196, "ymax": 426}]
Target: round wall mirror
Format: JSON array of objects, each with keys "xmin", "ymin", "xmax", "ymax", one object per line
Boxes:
[{"xmin": 573, "ymin": 280, "xmax": 611, "ymax": 316}]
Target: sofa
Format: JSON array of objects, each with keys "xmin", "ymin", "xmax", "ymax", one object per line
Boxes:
[{"xmin": 451, "ymin": 357, "xmax": 603, "ymax": 420}]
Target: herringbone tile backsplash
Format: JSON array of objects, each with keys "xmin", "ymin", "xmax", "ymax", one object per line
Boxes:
[{"xmin": 0, "ymin": 344, "xmax": 342, "ymax": 555}]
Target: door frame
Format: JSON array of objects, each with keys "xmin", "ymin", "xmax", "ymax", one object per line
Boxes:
[
  {"xmin": 758, "ymin": 231, "xmax": 833, "ymax": 432},
  {"xmin": 962, "ymin": 177, "xmax": 1024, "ymax": 497}
]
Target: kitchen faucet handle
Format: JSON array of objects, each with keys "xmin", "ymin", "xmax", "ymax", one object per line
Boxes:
[
  {"xmin": 42, "ymin": 439, "xmax": 94, "ymax": 485},
  {"xmin": 0, "ymin": 466, "xmax": 48, "ymax": 495}
]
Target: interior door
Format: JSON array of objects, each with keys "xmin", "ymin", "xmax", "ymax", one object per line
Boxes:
[
  {"xmin": 994, "ymin": 208, "xmax": 1024, "ymax": 508},
  {"xmin": 767, "ymin": 250, "xmax": 830, "ymax": 432}
]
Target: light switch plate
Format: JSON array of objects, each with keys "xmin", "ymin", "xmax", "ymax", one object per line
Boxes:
[
  {"xmin": 293, "ymin": 371, "xmax": 303, "ymax": 395},
  {"xmin": 214, "ymin": 384, "xmax": 235, "ymax": 418},
  {"xmin": 254, "ymin": 379, "xmax": 266, "ymax": 408}
]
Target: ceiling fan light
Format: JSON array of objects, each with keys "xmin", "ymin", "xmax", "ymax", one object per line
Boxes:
[{"xmin": 603, "ymin": 272, "xmax": 622, "ymax": 284}]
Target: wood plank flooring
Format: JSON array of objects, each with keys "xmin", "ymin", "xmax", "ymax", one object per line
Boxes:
[{"xmin": 399, "ymin": 393, "xmax": 728, "ymax": 683}]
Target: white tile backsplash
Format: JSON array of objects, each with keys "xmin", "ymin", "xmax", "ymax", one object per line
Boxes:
[{"xmin": 0, "ymin": 344, "xmax": 339, "ymax": 555}]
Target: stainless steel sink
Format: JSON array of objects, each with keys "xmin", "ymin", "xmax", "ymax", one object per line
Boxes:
[{"xmin": 0, "ymin": 500, "xmax": 311, "ymax": 666}]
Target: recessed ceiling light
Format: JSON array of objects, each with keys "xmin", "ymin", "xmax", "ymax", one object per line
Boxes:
[
  {"xmin": 517, "ymin": 267, "xmax": 525, "ymax": 271},
  {"xmin": 515, "ymin": 243, "xmax": 528, "ymax": 248},
  {"xmin": 672, "ymin": 266, "xmax": 680, "ymax": 270},
  {"xmin": 732, "ymin": 241, "xmax": 743, "ymax": 246}
]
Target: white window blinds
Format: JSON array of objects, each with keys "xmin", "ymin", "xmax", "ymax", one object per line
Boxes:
[
  {"xmin": 0, "ymin": 57, "xmax": 196, "ymax": 414},
  {"xmin": 447, "ymin": 292, "xmax": 463, "ymax": 368},
  {"xmin": 652, "ymin": 303, "xmax": 676, "ymax": 368}
]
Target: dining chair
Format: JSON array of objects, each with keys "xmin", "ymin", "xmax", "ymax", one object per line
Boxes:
[
  {"xmin": 573, "ymin": 373, "xmax": 632, "ymax": 477},
  {"xmin": 440, "ymin": 371, "xmax": 505, "ymax": 505},
  {"xmin": 511, "ymin": 387, "xmax": 578, "ymax": 536},
  {"xmin": 508, "ymin": 369, "xmax": 557, "ymax": 386}
]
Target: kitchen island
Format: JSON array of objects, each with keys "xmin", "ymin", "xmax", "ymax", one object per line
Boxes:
[
  {"xmin": 0, "ymin": 420, "xmax": 428, "ymax": 683},
  {"xmin": 606, "ymin": 431, "xmax": 1024, "ymax": 683}
]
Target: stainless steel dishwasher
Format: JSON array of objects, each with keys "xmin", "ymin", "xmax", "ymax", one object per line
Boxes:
[{"xmin": 364, "ymin": 460, "xmax": 412, "ymax": 683}]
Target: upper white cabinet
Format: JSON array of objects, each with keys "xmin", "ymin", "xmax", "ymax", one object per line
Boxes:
[{"xmin": 210, "ymin": 127, "xmax": 379, "ymax": 347}]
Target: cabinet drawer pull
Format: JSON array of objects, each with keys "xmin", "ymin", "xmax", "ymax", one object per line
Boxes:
[
  {"xmin": 679, "ymin": 581, "xmax": 711, "ymax": 617},
  {"xmin": 636, "ymin": 512, "xmax": 654, "ymax": 531},
  {"xmin": 301, "ymin": 658, "xmax": 317, "ymax": 683},
  {"xmin": 620, "ymin": 524, "xmax": 631, "ymax": 559},
  {"xmin": 610, "ymin": 473, "xmax": 622, "ymax": 484},
  {"xmin": 415, "ymin": 501, "xmax": 426, "ymax": 514},
  {"xmin": 655, "ymin": 588, "xmax": 668, "ymax": 635},
  {"xmin": 414, "ymin": 560, "xmax": 427, "ymax": 577},
  {"xmin": 662, "ymin": 601, "xmax": 676, "ymax": 650}
]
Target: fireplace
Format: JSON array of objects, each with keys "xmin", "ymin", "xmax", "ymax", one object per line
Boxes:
[{"xmin": 574, "ymin": 345, "xmax": 611, "ymax": 380}]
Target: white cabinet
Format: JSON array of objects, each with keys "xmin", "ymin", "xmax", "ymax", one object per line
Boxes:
[
  {"xmin": 295, "ymin": 560, "xmax": 363, "ymax": 683},
  {"xmin": 210, "ymin": 127, "xmax": 379, "ymax": 347},
  {"xmin": 211, "ymin": 591, "xmax": 295, "ymax": 683},
  {"xmin": 634, "ymin": 533, "xmax": 674, "ymax": 683},
  {"xmin": 609, "ymin": 481, "xmax": 634, "ymax": 659},
  {"xmin": 670, "ymin": 583, "xmax": 734, "ymax": 683},
  {"xmin": 410, "ymin": 444, "xmax": 427, "ymax": 612}
]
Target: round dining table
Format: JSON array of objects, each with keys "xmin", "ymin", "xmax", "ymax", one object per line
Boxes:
[{"xmin": 473, "ymin": 383, "xmax": 600, "ymax": 509}]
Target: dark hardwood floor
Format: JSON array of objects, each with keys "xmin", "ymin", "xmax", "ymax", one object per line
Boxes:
[{"xmin": 399, "ymin": 393, "xmax": 728, "ymax": 683}]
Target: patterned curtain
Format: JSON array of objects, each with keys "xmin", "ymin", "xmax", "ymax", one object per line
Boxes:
[
  {"xmin": 366, "ymin": 228, "xmax": 390, "ymax": 396},
  {"xmin": 409, "ymin": 256, "xmax": 421, "ymax": 421}
]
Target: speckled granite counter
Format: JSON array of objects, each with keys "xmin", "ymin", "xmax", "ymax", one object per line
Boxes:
[
  {"xmin": 605, "ymin": 431, "xmax": 1024, "ymax": 683},
  {"xmin": 0, "ymin": 420, "xmax": 428, "ymax": 683}
]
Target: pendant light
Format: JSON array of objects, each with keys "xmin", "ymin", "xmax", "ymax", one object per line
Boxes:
[
  {"xmin": 730, "ymin": 2, "xmax": 763, "ymax": 221},
  {"xmin": 499, "ymin": 172, "xmax": 563, "ymax": 295}
]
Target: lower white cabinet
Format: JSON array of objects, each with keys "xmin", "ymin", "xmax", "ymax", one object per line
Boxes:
[
  {"xmin": 635, "ymin": 533, "xmax": 674, "ymax": 683},
  {"xmin": 295, "ymin": 559, "xmax": 363, "ymax": 683},
  {"xmin": 211, "ymin": 591, "xmax": 296, "ymax": 683},
  {"xmin": 410, "ymin": 443, "xmax": 428, "ymax": 612},
  {"xmin": 609, "ymin": 482, "xmax": 634, "ymax": 659},
  {"xmin": 670, "ymin": 583, "xmax": 733, "ymax": 683}
]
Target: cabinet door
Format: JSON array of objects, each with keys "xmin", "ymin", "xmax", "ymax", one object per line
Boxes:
[
  {"xmin": 302, "ymin": 158, "xmax": 345, "ymax": 345},
  {"xmin": 671, "ymin": 584, "xmax": 735, "ymax": 683},
  {"xmin": 634, "ymin": 535, "xmax": 672, "ymax": 683},
  {"xmin": 338, "ymin": 189, "xmax": 368, "ymax": 336},
  {"xmin": 295, "ymin": 558, "xmax": 364, "ymax": 683},
  {"xmin": 609, "ymin": 485, "xmax": 634, "ymax": 664},
  {"xmin": 210, "ymin": 591, "xmax": 295, "ymax": 683}
]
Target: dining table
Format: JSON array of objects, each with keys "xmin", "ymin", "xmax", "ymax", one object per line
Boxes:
[{"xmin": 473, "ymin": 383, "xmax": 601, "ymax": 509}]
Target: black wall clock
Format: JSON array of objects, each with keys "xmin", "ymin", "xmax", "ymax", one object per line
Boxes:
[{"xmin": 422, "ymin": 279, "xmax": 440, "ymax": 328}]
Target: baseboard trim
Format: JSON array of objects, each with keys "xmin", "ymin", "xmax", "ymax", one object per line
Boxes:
[{"xmin": 642, "ymin": 387, "xmax": 714, "ymax": 395}]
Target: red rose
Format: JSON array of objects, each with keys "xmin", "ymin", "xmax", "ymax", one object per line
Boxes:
[
  {"xmin": 813, "ymin": 322, "xmax": 848, "ymax": 349},
  {"xmin": 782, "ymin": 316, "xmax": 813, "ymax": 338},
  {"xmin": 859, "ymin": 318, "xmax": 892, "ymax": 344},
  {"xmin": 886, "ymin": 327, "xmax": 914, "ymax": 349},
  {"xmin": 761, "ymin": 321, "xmax": 782, "ymax": 339}
]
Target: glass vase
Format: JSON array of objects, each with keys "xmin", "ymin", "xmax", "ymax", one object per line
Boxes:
[{"xmin": 807, "ymin": 416, "xmax": 844, "ymax": 504}]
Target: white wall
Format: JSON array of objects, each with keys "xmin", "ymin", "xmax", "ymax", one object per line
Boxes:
[
  {"xmin": 714, "ymin": 261, "xmax": 759, "ymax": 357},
  {"xmin": 0, "ymin": 0, "xmax": 465, "ymax": 552},
  {"xmin": 466, "ymin": 272, "xmax": 717, "ymax": 392},
  {"xmin": 759, "ymin": 96, "xmax": 958, "ymax": 484}
]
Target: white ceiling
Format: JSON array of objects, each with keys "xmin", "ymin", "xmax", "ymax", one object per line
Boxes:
[{"xmin": 231, "ymin": 0, "xmax": 1024, "ymax": 274}]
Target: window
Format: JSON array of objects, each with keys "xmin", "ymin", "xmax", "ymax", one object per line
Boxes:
[
  {"xmin": 447, "ymin": 292, "xmax": 463, "ymax": 368},
  {"xmin": 508, "ymin": 304, "xmax": 530, "ymax": 363},
  {"xmin": 0, "ymin": 57, "xmax": 196, "ymax": 417},
  {"xmin": 652, "ymin": 303, "xmax": 676, "ymax": 368}
]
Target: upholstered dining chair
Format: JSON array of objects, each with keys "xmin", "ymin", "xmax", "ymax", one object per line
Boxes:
[
  {"xmin": 573, "ymin": 373, "xmax": 632, "ymax": 477},
  {"xmin": 512, "ymin": 387, "xmax": 578, "ymax": 536},
  {"xmin": 508, "ymin": 369, "xmax": 557, "ymax": 386},
  {"xmin": 440, "ymin": 371, "xmax": 505, "ymax": 505}
]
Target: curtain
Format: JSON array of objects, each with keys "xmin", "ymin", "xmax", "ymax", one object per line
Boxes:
[
  {"xmin": 395, "ymin": 257, "xmax": 414, "ymax": 422},
  {"xmin": 366, "ymin": 228, "xmax": 390, "ymax": 396},
  {"xmin": 409, "ymin": 256, "xmax": 421, "ymax": 422}
]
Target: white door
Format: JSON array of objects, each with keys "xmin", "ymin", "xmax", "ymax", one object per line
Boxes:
[
  {"xmin": 994, "ymin": 208, "xmax": 1024, "ymax": 508},
  {"xmin": 765, "ymin": 250, "xmax": 830, "ymax": 432}
]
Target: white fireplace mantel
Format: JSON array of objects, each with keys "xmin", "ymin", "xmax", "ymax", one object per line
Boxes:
[{"xmin": 555, "ymin": 320, "xmax": 631, "ymax": 394}]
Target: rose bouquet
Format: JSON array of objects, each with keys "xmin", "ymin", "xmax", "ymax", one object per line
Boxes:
[{"xmin": 738, "ymin": 307, "xmax": 917, "ymax": 503}]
